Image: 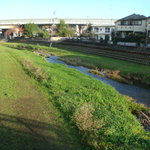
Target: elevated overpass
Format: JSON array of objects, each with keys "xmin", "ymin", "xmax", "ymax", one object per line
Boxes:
[{"xmin": 0, "ymin": 18, "xmax": 116, "ymax": 27}]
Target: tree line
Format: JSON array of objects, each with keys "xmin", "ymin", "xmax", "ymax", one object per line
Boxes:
[{"xmin": 24, "ymin": 19, "xmax": 91, "ymax": 38}]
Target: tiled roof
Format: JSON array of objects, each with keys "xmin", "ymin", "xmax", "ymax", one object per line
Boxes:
[{"xmin": 118, "ymin": 14, "xmax": 146, "ymax": 21}]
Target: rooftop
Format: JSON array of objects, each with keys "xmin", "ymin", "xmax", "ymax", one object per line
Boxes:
[{"xmin": 117, "ymin": 14, "xmax": 146, "ymax": 21}]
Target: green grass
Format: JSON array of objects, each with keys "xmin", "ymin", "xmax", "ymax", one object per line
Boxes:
[
  {"xmin": 55, "ymin": 44, "xmax": 150, "ymax": 86},
  {"xmin": 1, "ymin": 44, "xmax": 150, "ymax": 150},
  {"xmin": 3, "ymin": 42, "xmax": 150, "ymax": 87},
  {"xmin": 0, "ymin": 46, "xmax": 84, "ymax": 150}
]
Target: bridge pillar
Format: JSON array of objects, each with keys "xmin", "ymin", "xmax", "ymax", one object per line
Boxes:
[{"xmin": 75, "ymin": 25, "xmax": 80, "ymax": 36}]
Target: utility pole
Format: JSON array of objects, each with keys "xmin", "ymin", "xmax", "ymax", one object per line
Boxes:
[{"xmin": 49, "ymin": 11, "xmax": 56, "ymax": 47}]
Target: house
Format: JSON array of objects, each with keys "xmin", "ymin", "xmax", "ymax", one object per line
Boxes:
[
  {"xmin": 91, "ymin": 19, "xmax": 116, "ymax": 41},
  {"xmin": 115, "ymin": 14, "xmax": 147, "ymax": 38},
  {"xmin": 92, "ymin": 25, "xmax": 115, "ymax": 41},
  {"xmin": 147, "ymin": 17, "xmax": 150, "ymax": 38},
  {"xmin": 4, "ymin": 26, "xmax": 24, "ymax": 39}
]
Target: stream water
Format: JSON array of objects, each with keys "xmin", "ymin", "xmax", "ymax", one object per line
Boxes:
[{"xmin": 46, "ymin": 56, "xmax": 150, "ymax": 107}]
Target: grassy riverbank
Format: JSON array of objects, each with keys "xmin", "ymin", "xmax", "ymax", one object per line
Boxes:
[
  {"xmin": 1, "ymin": 44, "xmax": 150, "ymax": 150},
  {"xmin": 3, "ymin": 42, "xmax": 150, "ymax": 87},
  {"xmin": 55, "ymin": 44, "xmax": 150, "ymax": 87},
  {"xmin": 0, "ymin": 45, "xmax": 83, "ymax": 150}
]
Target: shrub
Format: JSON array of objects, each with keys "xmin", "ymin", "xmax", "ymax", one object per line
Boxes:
[
  {"xmin": 38, "ymin": 31, "xmax": 49, "ymax": 38},
  {"xmin": 21, "ymin": 59, "xmax": 48, "ymax": 81}
]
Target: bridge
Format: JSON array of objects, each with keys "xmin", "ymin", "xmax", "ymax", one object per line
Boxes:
[{"xmin": 0, "ymin": 18, "xmax": 116, "ymax": 28}]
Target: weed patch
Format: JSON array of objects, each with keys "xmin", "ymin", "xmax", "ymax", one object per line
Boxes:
[{"xmin": 21, "ymin": 59, "xmax": 49, "ymax": 82}]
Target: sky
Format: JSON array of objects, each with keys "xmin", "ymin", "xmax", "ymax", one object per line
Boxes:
[{"xmin": 0, "ymin": 0, "xmax": 149, "ymax": 20}]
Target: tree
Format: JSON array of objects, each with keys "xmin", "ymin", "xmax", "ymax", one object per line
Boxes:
[
  {"xmin": 87, "ymin": 23, "xmax": 93, "ymax": 38},
  {"xmin": 113, "ymin": 32, "xmax": 146, "ymax": 46},
  {"xmin": 80, "ymin": 23, "xmax": 93, "ymax": 38},
  {"xmin": 24, "ymin": 23, "xmax": 40, "ymax": 38},
  {"xmin": 38, "ymin": 31, "xmax": 49, "ymax": 38},
  {"xmin": 87, "ymin": 23, "xmax": 92, "ymax": 33},
  {"xmin": 57, "ymin": 20, "xmax": 74, "ymax": 37}
]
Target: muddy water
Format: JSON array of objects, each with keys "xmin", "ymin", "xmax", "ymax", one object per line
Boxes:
[{"xmin": 46, "ymin": 56, "xmax": 150, "ymax": 107}]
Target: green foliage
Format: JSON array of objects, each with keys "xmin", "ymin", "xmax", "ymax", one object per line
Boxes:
[
  {"xmin": 24, "ymin": 23, "xmax": 40, "ymax": 38},
  {"xmin": 100, "ymin": 37, "xmax": 104, "ymax": 43},
  {"xmin": 57, "ymin": 19, "xmax": 74, "ymax": 37},
  {"xmin": 113, "ymin": 32, "xmax": 146, "ymax": 44},
  {"xmin": 80, "ymin": 23, "xmax": 93, "ymax": 38},
  {"xmin": 0, "ymin": 46, "xmax": 83, "ymax": 150},
  {"xmin": 87, "ymin": 23, "xmax": 93, "ymax": 38},
  {"xmin": 38, "ymin": 31, "xmax": 50, "ymax": 38},
  {"xmin": 21, "ymin": 59, "xmax": 49, "ymax": 81},
  {"xmin": 3, "ymin": 43, "xmax": 150, "ymax": 150},
  {"xmin": 87, "ymin": 23, "xmax": 92, "ymax": 32},
  {"xmin": 3, "ymin": 43, "xmax": 150, "ymax": 87}
]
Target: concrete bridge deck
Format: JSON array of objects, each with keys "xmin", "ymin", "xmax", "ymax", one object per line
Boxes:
[{"xmin": 0, "ymin": 18, "xmax": 116, "ymax": 26}]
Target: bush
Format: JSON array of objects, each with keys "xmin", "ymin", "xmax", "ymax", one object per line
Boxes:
[
  {"xmin": 38, "ymin": 31, "xmax": 49, "ymax": 38},
  {"xmin": 114, "ymin": 32, "xmax": 146, "ymax": 44},
  {"xmin": 21, "ymin": 59, "xmax": 48, "ymax": 81},
  {"xmin": 24, "ymin": 23, "xmax": 40, "ymax": 38}
]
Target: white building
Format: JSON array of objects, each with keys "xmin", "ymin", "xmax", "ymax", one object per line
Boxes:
[
  {"xmin": 91, "ymin": 19, "xmax": 116, "ymax": 41},
  {"xmin": 115, "ymin": 14, "xmax": 147, "ymax": 38},
  {"xmin": 147, "ymin": 17, "xmax": 150, "ymax": 37},
  {"xmin": 92, "ymin": 25, "xmax": 115, "ymax": 41}
]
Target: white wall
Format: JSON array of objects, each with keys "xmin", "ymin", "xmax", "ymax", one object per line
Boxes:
[
  {"xmin": 92, "ymin": 26, "xmax": 114, "ymax": 41},
  {"xmin": 115, "ymin": 20, "xmax": 146, "ymax": 32},
  {"xmin": 117, "ymin": 42, "xmax": 137, "ymax": 46}
]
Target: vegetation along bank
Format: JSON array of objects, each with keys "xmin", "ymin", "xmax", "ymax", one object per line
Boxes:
[
  {"xmin": 5, "ymin": 42, "xmax": 150, "ymax": 88},
  {"xmin": 1, "ymin": 43, "xmax": 150, "ymax": 150}
]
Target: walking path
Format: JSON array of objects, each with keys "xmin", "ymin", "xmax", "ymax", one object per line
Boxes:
[{"xmin": 0, "ymin": 47, "xmax": 82, "ymax": 150}]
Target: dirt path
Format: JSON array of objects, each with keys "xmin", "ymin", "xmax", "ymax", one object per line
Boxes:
[{"xmin": 0, "ymin": 47, "xmax": 82, "ymax": 150}]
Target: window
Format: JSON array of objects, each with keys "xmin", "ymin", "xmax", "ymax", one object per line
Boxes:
[
  {"xmin": 94, "ymin": 27, "xmax": 99, "ymax": 32},
  {"xmin": 121, "ymin": 21, "xmax": 125, "ymax": 25},
  {"xmin": 128, "ymin": 21, "xmax": 134, "ymax": 25},
  {"xmin": 121, "ymin": 21, "xmax": 128, "ymax": 25},
  {"xmin": 134, "ymin": 20, "xmax": 142, "ymax": 25},
  {"xmin": 138, "ymin": 21, "xmax": 142, "ymax": 25},
  {"xmin": 105, "ymin": 28, "xmax": 110, "ymax": 33}
]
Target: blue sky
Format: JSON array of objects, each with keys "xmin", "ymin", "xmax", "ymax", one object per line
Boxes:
[{"xmin": 0, "ymin": 0, "xmax": 149, "ymax": 19}]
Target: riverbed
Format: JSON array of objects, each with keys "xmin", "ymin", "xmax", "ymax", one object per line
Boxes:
[{"xmin": 46, "ymin": 56, "xmax": 150, "ymax": 107}]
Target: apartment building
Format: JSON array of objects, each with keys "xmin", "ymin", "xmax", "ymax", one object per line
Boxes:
[
  {"xmin": 92, "ymin": 25, "xmax": 115, "ymax": 41},
  {"xmin": 115, "ymin": 14, "xmax": 147, "ymax": 38}
]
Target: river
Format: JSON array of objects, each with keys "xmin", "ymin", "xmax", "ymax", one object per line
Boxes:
[{"xmin": 46, "ymin": 56, "xmax": 150, "ymax": 107}]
